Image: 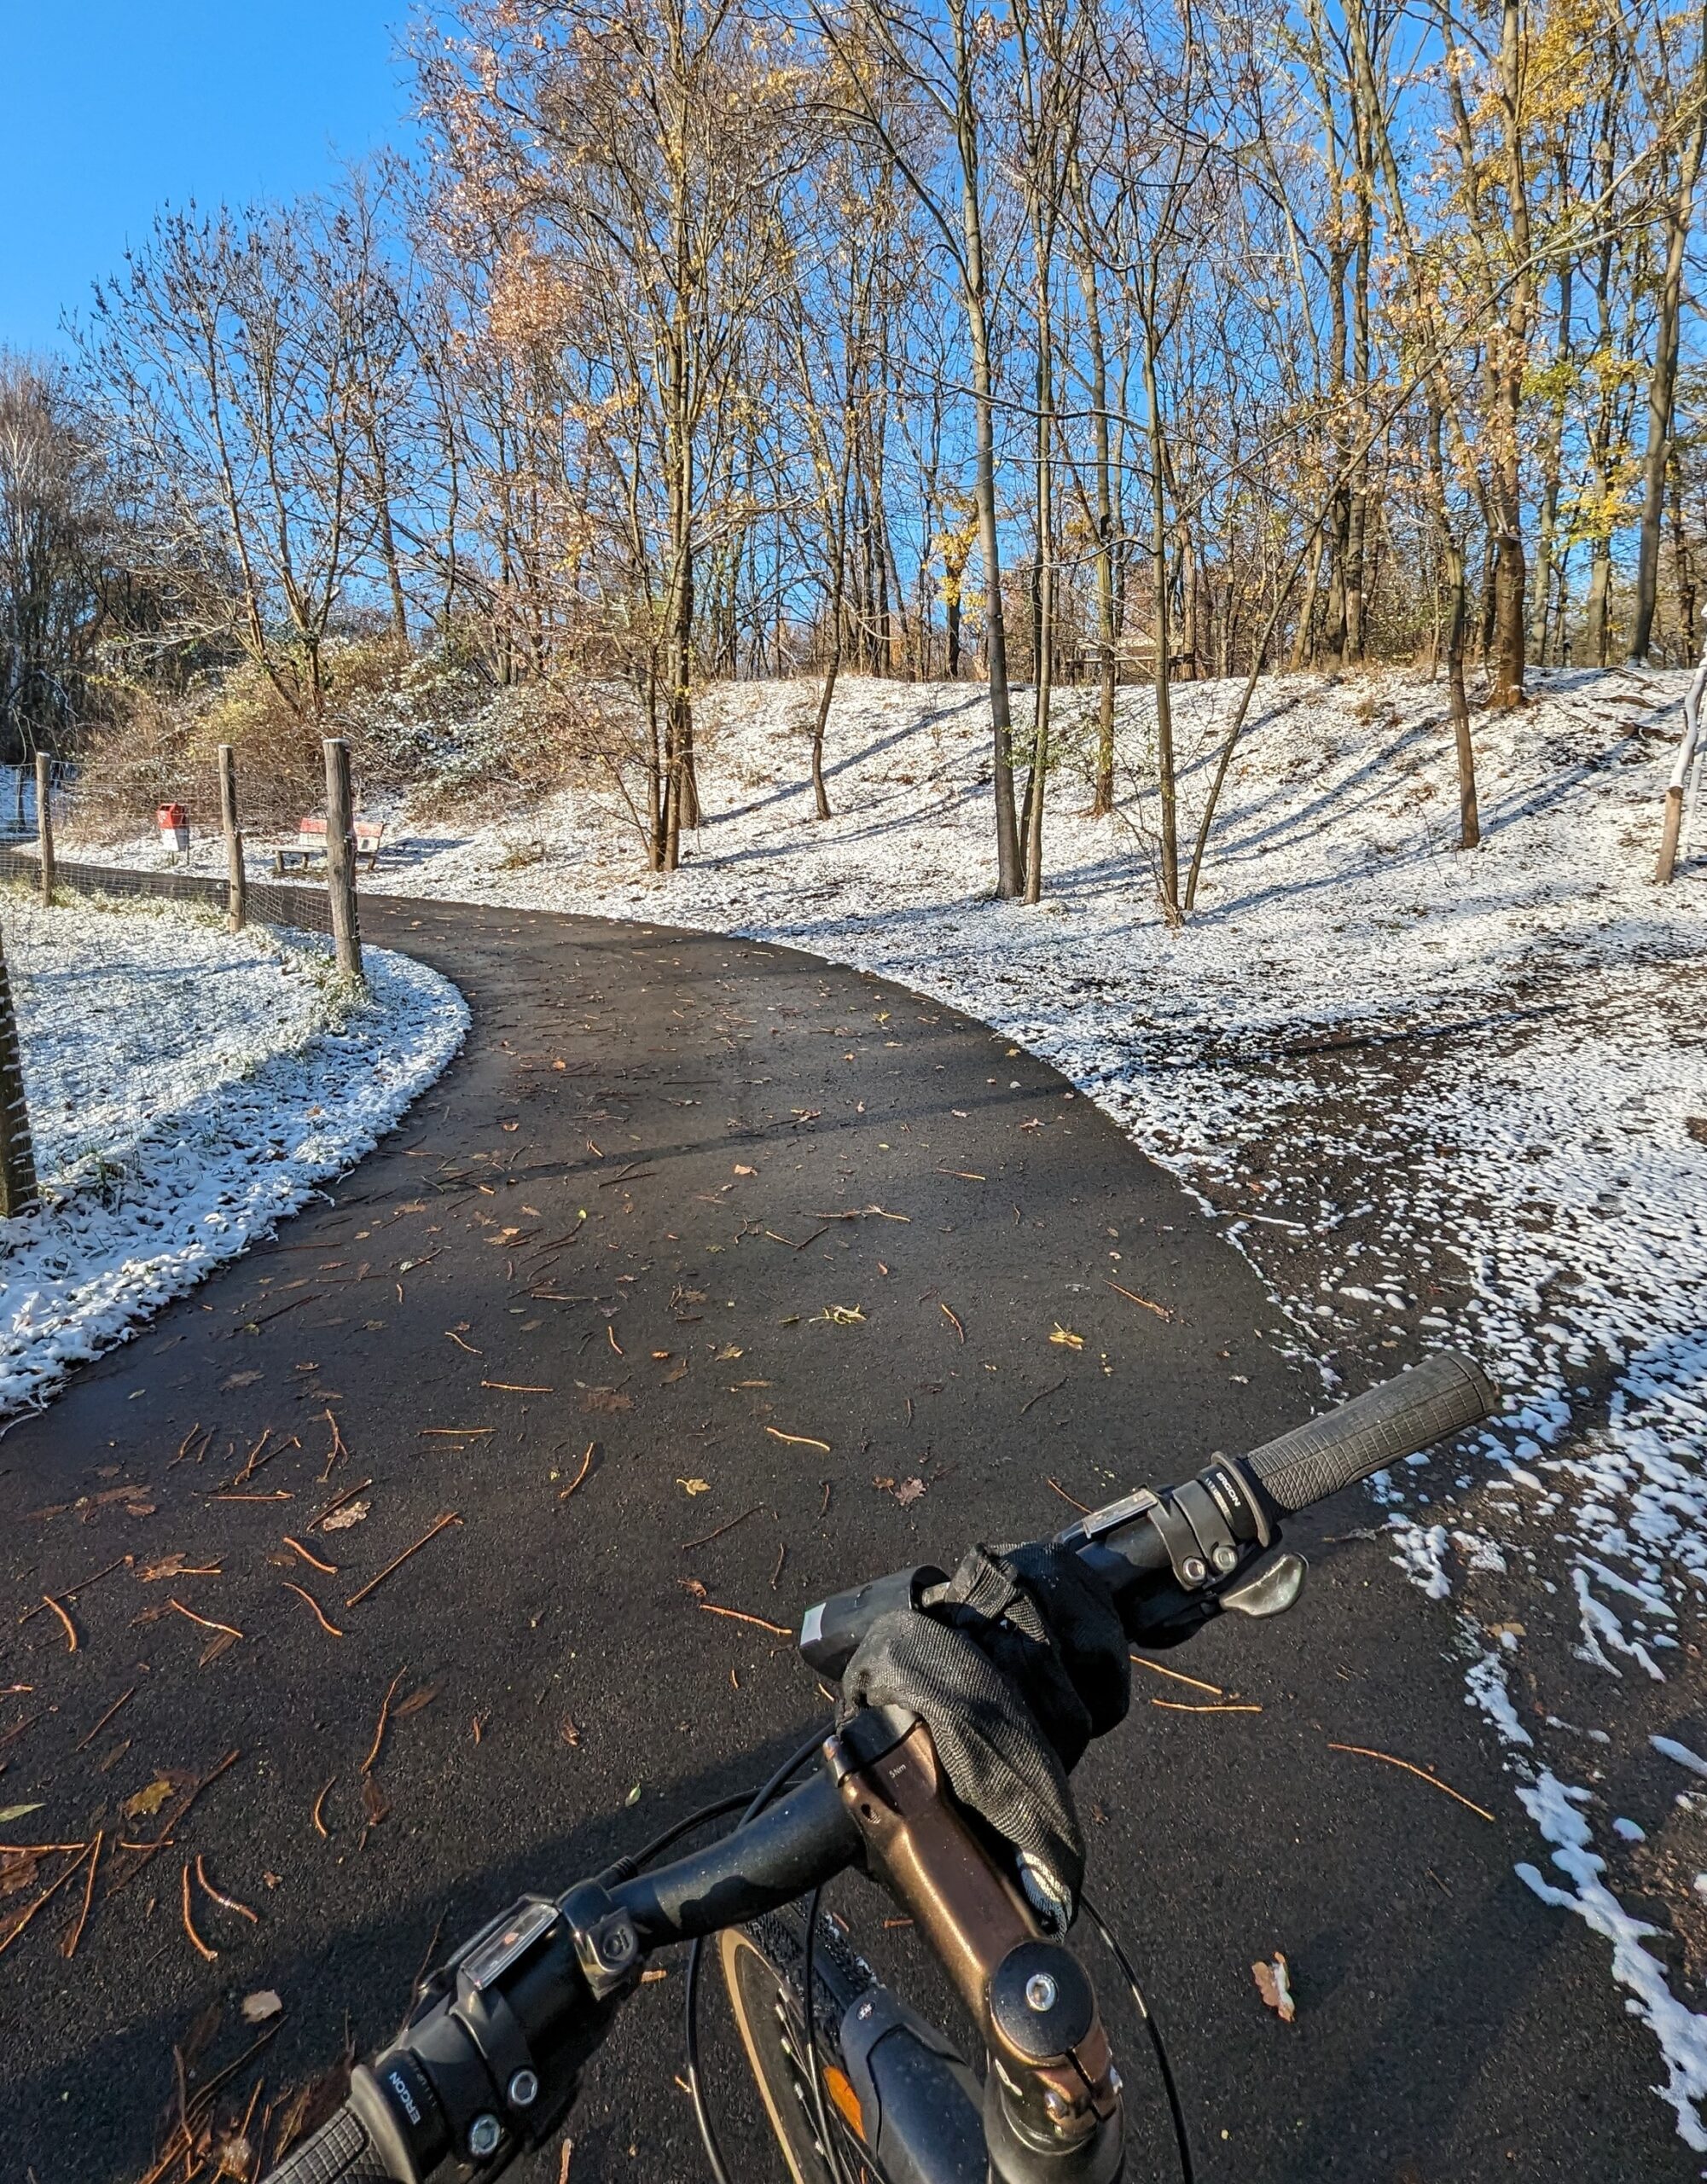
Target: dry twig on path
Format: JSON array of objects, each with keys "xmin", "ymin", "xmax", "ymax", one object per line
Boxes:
[
  {"xmin": 282, "ymin": 1582, "xmax": 345, "ymax": 1639},
  {"xmin": 1327, "ymin": 1741, "xmax": 1495, "ymax": 1823},
  {"xmin": 1103, "ymin": 1279, "xmax": 1173, "ymax": 1320},
  {"xmin": 363, "ymin": 1670, "xmax": 409, "ymax": 1775},
  {"xmin": 180, "ymin": 1860, "xmax": 218, "ymax": 1960},
  {"xmin": 696, "ymin": 1601, "xmax": 792, "ymax": 1637},
  {"xmin": 345, "ymin": 1514, "xmax": 462, "ymax": 1607}
]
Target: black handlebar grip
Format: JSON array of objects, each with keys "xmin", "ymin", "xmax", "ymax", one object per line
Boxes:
[
  {"xmin": 1243, "ymin": 1350, "xmax": 1495, "ymax": 1514},
  {"xmin": 259, "ymin": 2104, "xmax": 398, "ymax": 2184}
]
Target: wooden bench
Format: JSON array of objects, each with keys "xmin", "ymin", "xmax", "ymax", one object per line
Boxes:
[{"xmin": 274, "ymin": 816, "xmax": 386, "ymax": 876}]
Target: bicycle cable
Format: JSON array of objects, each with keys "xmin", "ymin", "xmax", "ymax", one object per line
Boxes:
[
  {"xmin": 682, "ymin": 1721, "xmax": 834, "ymax": 2184},
  {"xmin": 596, "ymin": 1790, "xmax": 758, "ymax": 1887},
  {"xmin": 1078, "ymin": 1890, "xmax": 1194, "ymax": 2184}
]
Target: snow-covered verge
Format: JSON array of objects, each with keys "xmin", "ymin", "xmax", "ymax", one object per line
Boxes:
[
  {"xmin": 68, "ymin": 663, "xmax": 1707, "ymax": 2149},
  {"xmin": 0, "ymin": 892, "xmax": 467, "ymax": 1418}
]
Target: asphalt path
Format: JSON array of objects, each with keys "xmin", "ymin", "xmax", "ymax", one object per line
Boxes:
[{"xmin": 0, "ymin": 897, "xmax": 1686, "ymax": 2184}]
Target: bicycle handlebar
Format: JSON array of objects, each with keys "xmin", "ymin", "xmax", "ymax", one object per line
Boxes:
[
  {"xmin": 1242, "ymin": 1348, "xmax": 1495, "ymax": 1512},
  {"xmin": 259, "ymin": 1351, "xmax": 1495, "ymax": 2184}
]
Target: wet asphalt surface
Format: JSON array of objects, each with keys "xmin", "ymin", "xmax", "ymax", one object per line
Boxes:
[{"xmin": 0, "ymin": 897, "xmax": 1688, "ymax": 2183}]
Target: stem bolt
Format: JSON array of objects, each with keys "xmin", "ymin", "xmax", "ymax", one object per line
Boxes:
[
  {"xmin": 1182, "ymin": 1556, "xmax": 1207, "ymax": 1583},
  {"xmin": 467, "ymin": 2113, "xmax": 502, "ymax": 2159},
  {"xmin": 508, "ymin": 2070, "xmax": 539, "ymax": 2109},
  {"xmin": 1025, "ymin": 1972, "xmax": 1059, "ymax": 2013}
]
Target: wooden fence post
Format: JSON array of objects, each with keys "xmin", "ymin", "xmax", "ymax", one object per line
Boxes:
[
  {"xmin": 1657, "ymin": 639, "xmax": 1707, "ymax": 886},
  {"xmin": 322, "ymin": 737, "xmax": 363, "ymax": 985},
  {"xmin": 218, "ymin": 744, "xmax": 247, "ymax": 933},
  {"xmin": 0, "ymin": 926, "xmax": 38, "ymax": 1217},
  {"xmin": 35, "ymin": 754, "xmax": 53, "ymax": 905}
]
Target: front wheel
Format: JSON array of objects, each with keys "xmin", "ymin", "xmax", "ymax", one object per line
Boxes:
[{"xmin": 719, "ymin": 1909, "xmax": 885, "ymax": 2184}]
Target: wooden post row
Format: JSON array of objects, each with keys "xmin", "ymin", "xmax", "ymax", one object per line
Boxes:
[
  {"xmin": 35, "ymin": 753, "xmax": 54, "ymax": 905},
  {"xmin": 1656, "ymin": 640, "xmax": 1707, "ymax": 886},
  {"xmin": 322, "ymin": 738, "xmax": 363, "ymax": 985},
  {"xmin": 218, "ymin": 743, "xmax": 247, "ymax": 933},
  {"xmin": 0, "ymin": 926, "xmax": 37, "ymax": 1218}
]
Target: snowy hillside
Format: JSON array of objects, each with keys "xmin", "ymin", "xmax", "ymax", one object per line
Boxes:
[{"xmin": 0, "ymin": 894, "xmax": 467, "ymax": 1417}]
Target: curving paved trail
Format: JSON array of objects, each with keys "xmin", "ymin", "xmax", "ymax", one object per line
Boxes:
[{"xmin": 0, "ymin": 898, "xmax": 1683, "ymax": 2183}]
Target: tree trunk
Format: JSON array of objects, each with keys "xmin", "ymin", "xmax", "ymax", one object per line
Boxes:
[
  {"xmin": 1142, "ymin": 320, "xmax": 1180, "ymax": 922},
  {"xmin": 950, "ymin": 0, "xmax": 1022, "ymax": 898},
  {"xmin": 1487, "ymin": 0, "xmax": 1533, "ymax": 708},
  {"xmin": 1629, "ymin": 95, "xmax": 1706, "ymax": 661}
]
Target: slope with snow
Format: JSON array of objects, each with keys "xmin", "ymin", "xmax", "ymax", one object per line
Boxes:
[{"xmin": 0, "ymin": 892, "xmax": 467, "ymax": 1418}]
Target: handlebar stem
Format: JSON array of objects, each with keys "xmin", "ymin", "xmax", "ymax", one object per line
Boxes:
[{"xmin": 827, "ymin": 1706, "xmax": 1124, "ymax": 2182}]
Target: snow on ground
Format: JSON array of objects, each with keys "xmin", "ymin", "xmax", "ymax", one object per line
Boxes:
[
  {"xmin": 0, "ymin": 891, "xmax": 467, "ymax": 1418},
  {"xmin": 71, "ymin": 662, "xmax": 1707, "ymax": 2150}
]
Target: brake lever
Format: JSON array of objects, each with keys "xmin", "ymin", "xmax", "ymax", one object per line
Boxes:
[{"xmin": 1220, "ymin": 1548, "xmax": 1308, "ymax": 1618}]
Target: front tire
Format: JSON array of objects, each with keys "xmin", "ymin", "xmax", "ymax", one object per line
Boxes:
[{"xmin": 719, "ymin": 1909, "xmax": 884, "ymax": 2184}]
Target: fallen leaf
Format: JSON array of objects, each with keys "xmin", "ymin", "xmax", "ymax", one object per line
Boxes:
[
  {"xmin": 893, "ymin": 1478, "xmax": 927, "ymax": 1507},
  {"xmin": 1049, "ymin": 1325, "xmax": 1085, "ymax": 1350},
  {"xmin": 241, "ymin": 1989, "xmax": 283, "ymax": 2024},
  {"xmin": 624, "ymin": 1782, "xmax": 642, "ymax": 1805},
  {"xmin": 678, "ymin": 1578, "xmax": 708, "ymax": 1600},
  {"xmin": 1252, "ymin": 1953, "xmax": 1295, "ymax": 2023},
  {"xmin": 560, "ymin": 1717, "xmax": 582, "ymax": 1748},
  {"xmin": 321, "ymin": 1500, "xmax": 370, "ymax": 1531},
  {"xmin": 138, "ymin": 1552, "xmax": 218, "ymax": 1583},
  {"xmin": 581, "ymin": 1387, "xmax": 632, "ymax": 1414},
  {"xmin": 0, "ymin": 1802, "xmax": 44, "ymax": 1823},
  {"xmin": 222, "ymin": 1371, "xmax": 263, "ymax": 1391},
  {"xmin": 392, "ymin": 1683, "xmax": 439, "ymax": 1721},
  {"xmin": 677, "ymin": 1478, "xmax": 711, "ymax": 1496},
  {"xmin": 715, "ymin": 1345, "xmax": 742, "ymax": 1362},
  {"xmin": 123, "ymin": 1778, "xmax": 176, "ymax": 1819},
  {"xmin": 733, "ymin": 1165, "xmax": 757, "ymax": 1176},
  {"xmin": 362, "ymin": 1776, "xmax": 390, "ymax": 1827}
]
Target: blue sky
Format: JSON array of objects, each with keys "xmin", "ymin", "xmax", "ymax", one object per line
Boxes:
[{"xmin": 1, "ymin": 1, "xmax": 415, "ymax": 357}]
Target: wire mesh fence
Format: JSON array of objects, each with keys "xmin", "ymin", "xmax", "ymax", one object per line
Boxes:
[
  {"xmin": 0, "ymin": 845, "xmax": 334, "ymax": 935},
  {"xmin": 0, "ymin": 760, "xmax": 77, "ymax": 843},
  {"xmin": 64, "ymin": 743, "xmax": 326, "ymax": 853}
]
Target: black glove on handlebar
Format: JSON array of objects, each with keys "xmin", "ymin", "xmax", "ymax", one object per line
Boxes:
[{"xmin": 839, "ymin": 1539, "xmax": 1129, "ymax": 1934}]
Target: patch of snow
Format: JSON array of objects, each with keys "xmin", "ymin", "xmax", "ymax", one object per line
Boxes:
[
  {"xmin": 1517, "ymin": 1771, "xmax": 1707, "ymax": 2154},
  {"xmin": 1654, "ymin": 1738, "xmax": 1707, "ymax": 1782},
  {"xmin": 0, "ymin": 894, "xmax": 467, "ymax": 1416},
  {"xmin": 1465, "ymin": 1650, "xmax": 1533, "ymax": 1748},
  {"xmin": 1389, "ymin": 1518, "xmax": 1453, "ymax": 1598}
]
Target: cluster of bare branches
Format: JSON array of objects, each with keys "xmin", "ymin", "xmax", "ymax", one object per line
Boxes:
[{"xmin": 9, "ymin": 0, "xmax": 1704, "ymax": 902}]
